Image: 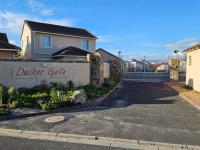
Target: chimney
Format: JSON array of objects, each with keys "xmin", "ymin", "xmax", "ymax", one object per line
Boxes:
[{"xmin": 0, "ymin": 33, "xmax": 9, "ymax": 43}]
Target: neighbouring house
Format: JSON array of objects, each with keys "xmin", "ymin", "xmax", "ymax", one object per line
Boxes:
[
  {"xmin": 21, "ymin": 20, "xmax": 97, "ymax": 61},
  {"xmin": 125, "ymin": 59, "xmax": 153, "ymax": 72},
  {"xmin": 184, "ymin": 44, "xmax": 200, "ymax": 92},
  {"xmin": 96, "ymin": 48, "xmax": 124, "ymax": 79},
  {"xmin": 96, "ymin": 48, "xmax": 122, "ymax": 63},
  {"xmin": 0, "ymin": 33, "xmax": 21, "ymax": 59},
  {"xmin": 153, "ymin": 62, "xmax": 169, "ymax": 72}
]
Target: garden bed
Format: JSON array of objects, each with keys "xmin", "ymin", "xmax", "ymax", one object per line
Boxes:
[{"xmin": 0, "ymin": 78, "xmax": 118, "ymax": 116}]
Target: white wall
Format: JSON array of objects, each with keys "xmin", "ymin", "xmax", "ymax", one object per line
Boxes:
[
  {"xmin": 104, "ymin": 63, "xmax": 110, "ymax": 78},
  {"xmin": 0, "ymin": 60, "xmax": 90, "ymax": 88},
  {"xmin": 186, "ymin": 49, "xmax": 200, "ymax": 92}
]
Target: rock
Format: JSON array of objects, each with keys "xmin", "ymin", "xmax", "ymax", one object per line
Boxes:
[{"xmin": 72, "ymin": 89, "xmax": 87, "ymax": 104}]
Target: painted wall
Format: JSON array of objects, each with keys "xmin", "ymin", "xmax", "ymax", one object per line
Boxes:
[
  {"xmin": 0, "ymin": 51, "xmax": 15, "ymax": 59},
  {"xmin": 0, "ymin": 60, "xmax": 90, "ymax": 88},
  {"xmin": 104, "ymin": 63, "xmax": 110, "ymax": 78},
  {"xmin": 21, "ymin": 23, "xmax": 32, "ymax": 58},
  {"xmin": 186, "ymin": 49, "xmax": 200, "ymax": 92}
]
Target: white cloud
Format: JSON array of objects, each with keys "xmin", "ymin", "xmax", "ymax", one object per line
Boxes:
[
  {"xmin": 0, "ymin": 11, "xmax": 74, "ymax": 35},
  {"xmin": 165, "ymin": 39, "xmax": 200, "ymax": 50},
  {"xmin": 97, "ymin": 34, "xmax": 120, "ymax": 43},
  {"xmin": 9, "ymin": 40, "xmax": 16, "ymax": 45},
  {"xmin": 27, "ymin": 0, "xmax": 54, "ymax": 16},
  {"xmin": 0, "ymin": 11, "xmax": 27, "ymax": 34}
]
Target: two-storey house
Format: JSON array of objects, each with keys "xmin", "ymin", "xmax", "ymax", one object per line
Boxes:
[{"xmin": 21, "ymin": 20, "xmax": 97, "ymax": 61}]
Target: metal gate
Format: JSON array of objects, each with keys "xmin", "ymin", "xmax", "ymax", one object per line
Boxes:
[{"xmin": 122, "ymin": 72, "xmax": 170, "ymax": 82}]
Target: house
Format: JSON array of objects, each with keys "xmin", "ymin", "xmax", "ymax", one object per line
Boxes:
[
  {"xmin": 184, "ymin": 44, "xmax": 200, "ymax": 92},
  {"xmin": 125, "ymin": 59, "xmax": 153, "ymax": 72},
  {"xmin": 96, "ymin": 48, "xmax": 124, "ymax": 77},
  {"xmin": 21, "ymin": 20, "xmax": 97, "ymax": 61},
  {"xmin": 153, "ymin": 62, "xmax": 169, "ymax": 72},
  {"xmin": 96, "ymin": 48, "xmax": 122, "ymax": 63},
  {"xmin": 0, "ymin": 33, "xmax": 21, "ymax": 59}
]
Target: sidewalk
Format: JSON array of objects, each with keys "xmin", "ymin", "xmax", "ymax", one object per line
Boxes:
[{"xmin": 165, "ymin": 81, "xmax": 200, "ymax": 111}]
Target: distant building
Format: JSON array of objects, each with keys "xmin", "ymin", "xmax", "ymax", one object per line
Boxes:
[
  {"xmin": 125, "ymin": 59, "xmax": 153, "ymax": 72},
  {"xmin": 96, "ymin": 48, "xmax": 122, "ymax": 63},
  {"xmin": 0, "ymin": 33, "xmax": 21, "ymax": 59},
  {"xmin": 184, "ymin": 44, "xmax": 200, "ymax": 92},
  {"xmin": 153, "ymin": 63, "xmax": 169, "ymax": 72}
]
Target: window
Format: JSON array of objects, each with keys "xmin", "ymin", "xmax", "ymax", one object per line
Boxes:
[
  {"xmin": 82, "ymin": 39, "xmax": 89, "ymax": 50},
  {"xmin": 40, "ymin": 35, "xmax": 52, "ymax": 48},
  {"xmin": 189, "ymin": 56, "xmax": 192, "ymax": 65}
]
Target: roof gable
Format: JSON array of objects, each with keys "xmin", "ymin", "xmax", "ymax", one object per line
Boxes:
[
  {"xmin": 0, "ymin": 33, "xmax": 21, "ymax": 51},
  {"xmin": 96, "ymin": 48, "xmax": 121, "ymax": 60},
  {"xmin": 52, "ymin": 46, "xmax": 91, "ymax": 57},
  {"xmin": 24, "ymin": 20, "xmax": 97, "ymax": 39}
]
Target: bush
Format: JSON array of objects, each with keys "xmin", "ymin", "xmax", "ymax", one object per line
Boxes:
[
  {"xmin": 12, "ymin": 94, "xmax": 36, "ymax": 108},
  {"xmin": 0, "ymin": 104, "xmax": 11, "ymax": 116},
  {"xmin": 8, "ymin": 87, "xmax": 18, "ymax": 100}
]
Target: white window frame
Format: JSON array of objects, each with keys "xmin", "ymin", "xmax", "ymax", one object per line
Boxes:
[
  {"xmin": 81, "ymin": 39, "xmax": 90, "ymax": 51},
  {"xmin": 40, "ymin": 34, "xmax": 52, "ymax": 48}
]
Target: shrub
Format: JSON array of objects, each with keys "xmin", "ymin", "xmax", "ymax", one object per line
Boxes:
[
  {"xmin": 0, "ymin": 104, "xmax": 11, "ymax": 116},
  {"xmin": 50, "ymin": 82, "xmax": 67, "ymax": 91},
  {"xmin": 8, "ymin": 87, "xmax": 18, "ymax": 99},
  {"xmin": 68, "ymin": 81, "xmax": 74, "ymax": 89},
  {"xmin": 32, "ymin": 84, "xmax": 50, "ymax": 94},
  {"xmin": 13, "ymin": 94, "xmax": 36, "ymax": 108}
]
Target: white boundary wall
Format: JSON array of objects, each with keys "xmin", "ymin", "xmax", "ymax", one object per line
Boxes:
[
  {"xmin": 104, "ymin": 63, "xmax": 110, "ymax": 78},
  {"xmin": 0, "ymin": 60, "xmax": 90, "ymax": 88}
]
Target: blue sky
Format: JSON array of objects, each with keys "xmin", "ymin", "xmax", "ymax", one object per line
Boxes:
[{"xmin": 0, "ymin": 0, "xmax": 200, "ymax": 62}]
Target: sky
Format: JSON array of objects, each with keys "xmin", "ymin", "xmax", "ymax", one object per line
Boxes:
[{"xmin": 1, "ymin": 0, "xmax": 200, "ymax": 62}]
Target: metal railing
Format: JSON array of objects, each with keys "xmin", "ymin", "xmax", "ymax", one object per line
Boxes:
[{"xmin": 122, "ymin": 72, "xmax": 170, "ymax": 82}]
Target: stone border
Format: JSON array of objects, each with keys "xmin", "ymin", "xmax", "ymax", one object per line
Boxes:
[
  {"xmin": 0, "ymin": 128, "xmax": 199, "ymax": 150},
  {"xmin": 96, "ymin": 81, "xmax": 122, "ymax": 103},
  {"xmin": 0, "ymin": 102, "xmax": 95, "ymax": 121}
]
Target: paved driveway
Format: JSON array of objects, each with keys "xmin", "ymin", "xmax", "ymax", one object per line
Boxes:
[{"xmin": 0, "ymin": 81, "xmax": 200, "ymax": 146}]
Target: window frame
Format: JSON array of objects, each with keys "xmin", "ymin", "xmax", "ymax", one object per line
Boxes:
[
  {"xmin": 40, "ymin": 34, "xmax": 52, "ymax": 48},
  {"xmin": 81, "ymin": 39, "xmax": 90, "ymax": 51}
]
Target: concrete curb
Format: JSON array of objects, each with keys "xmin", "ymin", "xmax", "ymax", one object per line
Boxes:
[
  {"xmin": 0, "ymin": 128, "xmax": 199, "ymax": 150},
  {"xmin": 96, "ymin": 81, "xmax": 122, "ymax": 104},
  {"xmin": 179, "ymin": 93, "xmax": 200, "ymax": 111}
]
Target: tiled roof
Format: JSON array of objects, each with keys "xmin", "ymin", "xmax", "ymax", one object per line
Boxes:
[
  {"xmin": 184, "ymin": 43, "xmax": 200, "ymax": 52},
  {"xmin": 25, "ymin": 20, "xmax": 97, "ymax": 39},
  {"xmin": 96, "ymin": 48, "xmax": 122, "ymax": 60},
  {"xmin": 0, "ymin": 33, "xmax": 8, "ymax": 43},
  {"xmin": 0, "ymin": 33, "xmax": 21, "ymax": 51},
  {"xmin": 52, "ymin": 46, "xmax": 91, "ymax": 57}
]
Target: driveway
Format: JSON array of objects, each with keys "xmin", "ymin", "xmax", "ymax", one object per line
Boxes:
[{"xmin": 0, "ymin": 81, "xmax": 200, "ymax": 146}]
